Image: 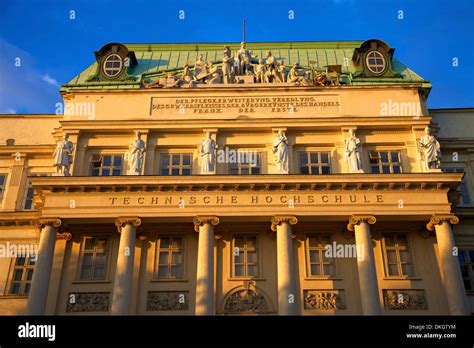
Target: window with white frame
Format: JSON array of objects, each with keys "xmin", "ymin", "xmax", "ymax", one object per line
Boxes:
[
  {"xmin": 78, "ymin": 237, "xmax": 111, "ymax": 280},
  {"xmin": 90, "ymin": 154, "xmax": 123, "ymax": 176},
  {"xmin": 9, "ymin": 255, "xmax": 35, "ymax": 295},
  {"xmin": 382, "ymin": 234, "xmax": 414, "ymax": 277},
  {"xmin": 232, "ymin": 235, "xmax": 258, "ymax": 278},
  {"xmin": 229, "ymin": 151, "xmax": 261, "ymax": 175},
  {"xmin": 160, "ymin": 153, "xmax": 192, "ymax": 175},
  {"xmin": 306, "ymin": 234, "xmax": 335, "ymax": 277},
  {"xmin": 369, "ymin": 150, "xmax": 402, "ymax": 174},
  {"xmin": 155, "ymin": 236, "xmax": 184, "ymax": 279},
  {"xmin": 299, "ymin": 151, "xmax": 331, "ymax": 174}
]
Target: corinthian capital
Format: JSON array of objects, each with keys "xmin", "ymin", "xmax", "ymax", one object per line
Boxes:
[
  {"xmin": 193, "ymin": 216, "xmax": 220, "ymax": 232},
  {"xmin": 426, "ymin": 214, "xmax": 459, "ymax": 231},
  {"xmin": 271, "ymin": 215, "xmax": 298, "ymax": 232},
  {"xmin": 36, "ymin": 218, "xmax": 62, "ymax": 229},
  {"xmin": 347, "ymin": 215, "xmax": 376, "ymax": 232},
  {"xmin": 115, "ymin": 217, "xmax": 142, "ymax": 233}
]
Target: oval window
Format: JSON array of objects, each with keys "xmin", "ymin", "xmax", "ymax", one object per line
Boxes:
[
  {"xmin": 102, "ymin": 54, "xmax": 123, "ymax": 78},
  {"xmin": 365, "ymin": 50, "xmax": 387, "ymax": 75}
]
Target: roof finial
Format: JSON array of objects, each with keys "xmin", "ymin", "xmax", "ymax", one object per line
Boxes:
[{"xmin": 242, "ymin": 18, "xmax": 246, "ymax": 43}]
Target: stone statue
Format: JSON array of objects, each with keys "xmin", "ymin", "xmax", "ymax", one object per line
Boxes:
[
  {"xmin": 222, "ymin": 46, "xmax": 235, "ymax": 84},
  {"xmin": 288, "ymin": 63, "xmax": 310, "ymax": 86},
  {"xmin": 127, "ymin": 131, "xmax": 146, "ymax": 175},
  {"xmin": 199, "ymin": 131, "xmax": 217, "ymax": 174},
  {"xmin": 206, "ymin": 61, "xmax": 222, "ymax": 84},
  {"xmin": 237, "ymin": 42, "xmax": 252, "ymax": 75},
  {"xmin": 254, "ymin": 59, "xmax": 266, "ymax": 83},
  {"xmin": 272, "ymin": 130, "xmax": 289, "ymax": 173},
  {"xmin": 264, "ymin": 51, "xmax": 278, "ymax": 83},
  {"xmin": 277, "ymin": 61, "xmax": 286, "ymax": 83},
  {"xmin": 194, "ymin": 54, "xmax": 207, "ymax": 81},
  {"xmin": 53, "ymin": 133, "xmax": 74, "ymax": 176},
  {"xmin": 419, "ymin": 127, "xmax": 441, "ymax": 171},
  {"xmin": 344, "ymin": 129, "xmax": 364, "ymax": 173}
]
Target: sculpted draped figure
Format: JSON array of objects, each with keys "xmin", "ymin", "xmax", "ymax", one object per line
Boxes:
[
  {"xmin": 272, "ymin": 130, "xmax": 289, "ymax": 173},
  {"xmin": 237, "ymin": 42, "xmax": 252, "ymax": 75},
  {"xmin": 127, "ymin": 131, "xmax": 146, "ymax": 175},
  {"xmin": 419, "ymin": 127, "xmax": 441, "ymax": 171},
  {"xmin": 222, "ymin": 46, "xmax": 235, "ymax": 84},
  {"xmin": 199, "ymin": 131, "xmax": 217, "ymax": 174},
  {"xmin": 53, "ymin": 133, "xmax": 74, "ymax": 176},
  {"xmin": 344, "ymin": 129, "xmax": 364, "ymax": 173}
]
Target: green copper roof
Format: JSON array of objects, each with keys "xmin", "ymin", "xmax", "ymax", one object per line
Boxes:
[{"xmin": 61, "ymin": 41, "xmax": 429, "ymax": 92}]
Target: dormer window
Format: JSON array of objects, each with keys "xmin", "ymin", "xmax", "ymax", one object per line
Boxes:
[
  {"xmin": 365, "ymin": 50, "xmax": 387, "ymax": 75},
  {"xmin": 103, "ymin": 54, "xmax": 123, "ymax": 78}
]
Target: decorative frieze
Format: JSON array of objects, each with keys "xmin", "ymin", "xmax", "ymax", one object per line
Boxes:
[
  {"xmin": 66, "ymin": 292, "xmax": 110, "ymax": 312},
  {"xmin": 223, "ymin": 287, "xmax": 270, "ymax": 314},
  {"xmin": 146, "ymin": 291, "xmax": 189, "ymax": 311},
  {"xmin": 383, "ymin": 289, "xmax": 427, "ymax": 310},
  {"xmin": 304, "ymin": 290, "xmax": 346, "ymax": 310}
]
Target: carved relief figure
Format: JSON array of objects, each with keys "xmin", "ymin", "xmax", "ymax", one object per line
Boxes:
[
  {"xmin": 272, "ymin": 130, "xmax": 289, "ymax": 172},
  {"xmin": 224, "ymin": 288, "xmax": 269, "ymax": 313},
  {"xmin": 127, "ymin": 131, "xmax": 146, "ymax": 175},
  {"xmin": 53, "ymin": 133, "xmax": 74, "ymax": 176},
  {"xmin": 199, "ymin": 131, "xmax": 217, "ymax": 174},
  {"xmin": 419, "ymin": 127, "xmax": 441, "ymax": 171},
  {"xmin": 344, "ymin": 129, "xmax": 363, "ymax": 173}
]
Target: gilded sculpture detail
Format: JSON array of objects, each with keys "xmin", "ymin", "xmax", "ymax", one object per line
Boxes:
[{"xmin": 304, "ymin": 290, "xmax": 346, "ymax": 310}]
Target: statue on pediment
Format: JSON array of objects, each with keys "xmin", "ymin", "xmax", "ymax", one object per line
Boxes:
[
  {"xmin": 277, "ymin": 61, "xmax": 286, "ymax": 83},
  {"xmin": 344, "ymin": 129, "xmax": 364, "ymax": 173},
  {"xmin": 254, "ymin": 59, "xmax": 266, "ymax": 83},
  {"xmin": 199, "ymin": 131, "xmax": 217, "ymax": 174},
  {"xmin": 288, "ymin": 63, "xmax": 310, "ymax": 86},
  {"xmin": 127, "ymin": 131, "xmax": 146, "ymax": 175},
  {"xmin": 222, "ymin": 46, "xmax": 235, "ymax": 84},
  {"xmin": 206, "ymin": 61, "xmax": 222, "ymax": 84},
  {"xmin": 272, "ymin": 130, "xmax": 289, "ymax": 173},
  {"xmin": 237, "ymin": 42, "xmax": 252, "ymax": 75},
  {"xmin": 419, "ymin": 127, "xmax": 441, "ymax": 172},
  {"xmin": 53, "ymin": 133, "xmax": 74, "ymax": 176},
  {"xmin": 264, "ymin": 51, "xmax": 279, "ymax": 83}
]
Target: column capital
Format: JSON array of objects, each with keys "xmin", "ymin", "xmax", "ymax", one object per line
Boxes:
[
  {"xmin": 347, "ymin": 215, "xmax": 376, "ymax": 232},
  {"xmin": 115, "ymin": 217, "xmax": 142, "ymax": 233},
  {"xmin": 36, "ymin": 218, "xmax": 62, "ymax": 229},
  {"xmin": 271, "ymin": 215, "xmax": 298, "ymax": 232},
  {"xmin": 193, "ymin": 216, "xmax": 220, "ymax": 232},
  {"xmin": 426, "ymin": 214, "xmax": 459, "ymax": 231},
  {"xmin": 56, "ymin": 232, "xmax": 72, "ymax": 241}
]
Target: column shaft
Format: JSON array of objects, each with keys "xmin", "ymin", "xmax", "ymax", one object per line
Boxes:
[
  {"xmin": 354, "ymin": 221, "xmax": 382, "ymax": 315},
  {"xmin": 195, "ymin": 222, "xmax": 215, "ymax": 315},
  {"xmin": 27, "ymin": 223, "xmax": 58, "ymax": 315},
  {"xmin": 111, "ymin": 223, "xmax": 137, "ymax": 315},
  {"xmin": 435, "ymin": 221, "xmax": 470, "ymax": 315}
]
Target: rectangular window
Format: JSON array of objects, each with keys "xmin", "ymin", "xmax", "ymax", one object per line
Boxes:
[
  {"xmin": 9, "ymin": 255, "xmax": 35, "ymax": 295},
  {"xmin": 160, "ymin": 154, "xmax": 192, "ymax": 175},
  {"xmin": 232, "ymin": 235, "xmax": 258, "ymax": 278},
  {"xmin": 458, "ymin": 249, "xmax": 474, "ymax": 291},
  {"xmin": 369, "ymin": 150, "xmax": 403, "ymax": 174},
  {"xmin": 78, "ymin": 237, "xmax": 110, "ymax": 280},
  {"xmin": 299, "ymin": 152, "xmax": 331, "ymax": 174},
  {"xmin": 306, "ymin": 235, "xmax": 335, "ymax": 277},
  {"xmin": 443, "ymin": 167, "xmax": 471, "ymax": 206},
  {"xmin": 155, "ymin": 236, "xmax": 184, "ymax": 279},
  {"xmin": 382, "ymin": 234, "xmax": 414, "ymax": 277},
  {"xmin": 90, "ymin": 154, "xmax": 122, "ymax": 176},
  {"xmin": 0, "ymin": 174, "xmax": 6, "ymax": 200},
  {"xmin": 230, "ymin": 151, "xmax": 261, "ymax": 175}
]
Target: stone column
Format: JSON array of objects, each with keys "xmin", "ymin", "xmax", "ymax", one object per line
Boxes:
[
  {"xmin": 271, "ymin": 215, "xmax": 298, "ymax": 315},
  {"xmin": 27, "ymin": 218, "xmax": 62, "ymax": 315},
  {"xmin": 193, "ymin": 216, "xmax": 219, "ymax": 315},
  {"xmin": 427, "ymin": 215, "xmax": 470, "ymax": 315},
  {"xmin": 111, "ymin": 217, "xmax": 141, "ymax": 315},
  {"xmin": 347, "ymin": 215, "xmax": 381, "ymax": 315}
]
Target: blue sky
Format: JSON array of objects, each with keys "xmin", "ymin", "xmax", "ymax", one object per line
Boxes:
[{"xmin": 0, "ymin": 0, "xmax": 473, "ymax": 114}]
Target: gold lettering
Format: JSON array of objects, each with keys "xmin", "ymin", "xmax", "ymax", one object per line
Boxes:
[
  {"xmin": 165, "ymin": 197, "xmax": 173, "ymax": 204},
  {"xmin": 293, "ymin": 195, "xmax": 300, "ymax": 204},
  {"xmin": 280, "ymin": 196, "xmax": 287, "ymax": 204},
  {"xmin": 349, "ymin": 195, "xmax": 357, "ymax": 203},
  {"xmin": 123, "ymin": 197, "xmax": 130, "ymax": 205},
  {"xmin": 334, "ymin": 195, "xmax": 342, "ymax": 203},
  {"xmin": 322, "ymin": 195, "xmax": 329, "ymax": 203},
  {"xmin": 307, "ymin": 195, "xmax": 314, "ymax": 203},
  {"xmin": 377, "ymin": 195, "xmax": 383, "ymax": 203},
  {"xmin": 109, "ymin": 197, "xmax": 117, "ymax": 205},
  {"xmin": 203, "ymin": 196, "xmax": 210, "ymax": 204},
  {"xmin": 251, "ymin": 196, "xmax": 258, "ymax": 204},
  {"xmin": 151, "ymin": 197, "xmax": 159, "ymax": 204},
  {"xmin": 231, "ymin": 196, "xmax": 238, "ymax": 204},
  {"xmin": 265, "ymin": 196, "xmax": 273, "ymax": 204},
  {"xmin": 364, "ymin": 195, "xmax": 371, "ymax": 203},
  {"xmin": 216, "ymin": 196, "xmax": 224, "ymax": 204},
  {"xmin": 137, "ymin": 197, "xmax": 145, "ymax": 205},
  {"xmin": 189, "ymin": 196, "xmax": 196, "ymax": 204}
]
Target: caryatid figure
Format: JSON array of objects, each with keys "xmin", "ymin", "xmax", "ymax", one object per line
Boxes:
[
  {"xmin": 272, "ymin": 130, "xmax": 289, "ymax": 172},
  {"xmin": 53, "ymin": 133, "xmax": 74, "ymax": 176},
  {"xmin": 199, "ymin": 131, "xmax": 217, "ymax": 174},
  {"xmin": 127, "ymin": 131, "xmax": 146, "ymax": 175},
  {"xmin": 344, "ymin": 129, "xmax": 363, "ymax": 173},
  {"xmin": 419, "ymin": 127, "xmax": 441, "ymax": 171}
]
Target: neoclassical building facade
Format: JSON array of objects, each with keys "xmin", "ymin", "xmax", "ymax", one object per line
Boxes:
[{"xmin": 0, "ymin": 40, "xmax": 472, "ymax": 315}]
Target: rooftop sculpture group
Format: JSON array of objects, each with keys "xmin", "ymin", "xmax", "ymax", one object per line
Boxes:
[{"xmin": 143, "ymin": 42, "xmax": 344, "ymax": 89}]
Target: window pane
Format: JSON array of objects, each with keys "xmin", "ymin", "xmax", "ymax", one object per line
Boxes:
[
  {"xmin": 388, "ymin": 264, "xmax": 399, "ymax": 276},
  {"xmin": 397, "ymin": 235, "xmax": 408, "ymax": 246},
  {"xmin": 234, "ymin": 237, "xmax": 244, "ymax": 248},
  {"xmin": 251, "ymin": 167, "xmax": 260, "ymax": 175},
  {"xmin": 96, "ymin": 238, "xmax": 108, "ymax": 251},
  {"xmin": 171, "ymin": 237, "xmax": 182, "ymax": 248},
  {"xmin": 247, "ymin": 251, "xmax": 257, "ymax": 264},
  {"xmin": 464, "ymin": 279, "xmax": 472, "ymax": 291},
  {"xmin": 161, "ymin": 168, "xmax": 169, "ymax": 175},
  {"xmin": 91, "ymin": 168, "xmax": 100, "ymax": 176},
  {"xmin": 300, "ymin": 153, "xmax": 308, "ymax": 164},
  {"xmin": 171, "ymin": 266, "xmax": 182, "ymax": 278},
  {"xmin": 172, "ymin": 155, "xmax": 180, "ymax": 165},
  {"xmin": 301, "ymin": 166, "xmax": 309, "ymax": 174},
  {"xmin": 171, "ymin": 168, "xmax": 179, "ymax": 176},
  {"xmin": 13, "ymin": 270, "xmax": 23, "ymax": 281},
  {"xmin": 246, "ymin": 236, "xmax": 256, "ymax": 248},
  {"xmin": 94, "ymin": 267, "xmax": 105, "ymax": 279},
  {"xmin": 468, "ymin": 250, "xmax": 474, "ymax": 261},
  {"xmin": 95, "ymin": 253, "xmax": 107, "ymax": 267},
  {"xmin": 182, "ymin": 168, "xmax": 191, "ymax": 175},
  {"xmin": 319, "ymin": 235, "xmax": 330, "ymax": 246},
  {"xmin": 11, "ymin": 283, "xmax": 20, "ymax": 294},
  {"xmin": 158, "ymin": 252, "xmax": 169, "ymax": 265},
  {"xmin": 310, "ymin": 153, "xmax": 318, "ymax": 163},
  {"xmin": 102, "ymin": 169, "xmax": 110, "ymax": 176},
  {"xmin": 382, "ymin": 165, "xmax": 390, "ymax": 174},
  {"xmin": 171, "ymin": 252, "xmax": 182, "ymax": 265},
  {"xmin": 401, "ymin": 263, "xmax": 413, "ymax": 277},
  {"xmin": 391, "ymin": 152, "xmax": 399, "ymax": 162},
  {"xmin": 112, "ymin": 169, "xmax": 121, "ymax": 176},
  {"xmin": 84, "ymin": 238, "xmax": 94, "ymax": 250},
  {"xmin": 371, "ymin": 166, "xmax": 380, "ymax": 174},
  {"xmin": 387, "ymin": 250, "xmax": 397, "ymax": 263},
  {"xmin": 16, "ymin": 257, "xmax": 26, "ymax": 266},
  {"xmin": 234, "ymin": 252, "xmax": 244, "ymax": 263},
  {"xmin": 384, "ymin": 235, "xmax": 395, "ymax": 246},
  {"xmin": 321, "ymin": 152, "xmax": 329, "ymax": 163},
  {"xmin": 160, "ymin": 238, "xmax": 170, "ymax": 248},
  {"xmin": 460, "ymin": 266, "xmax": 469, "ymax": 278},
  {"xmin": 161, "ymin": 155, "xmax": 169, "ymax": 166},
  {"xmin": 26, "ymin": 269, "xmax": 33, "ymax": 281},
  {"xmin": 309, "ymin": 250, "xmax": 320, "ymax": 262},
  {"xmin": 380, "ymin": 152, "xmax": 389, "ymax": 163},
  {"xmin": 234, "ymin": 265, "xmax": 244, "ymax": 277},
  {"xmin": 113, "ymin": 156, "xmax": 122, "ymax": 167},
  {"xmin": 322, "ymin": 166, "xmax": 330, "ymax": 174},
  {"xmin": 102, "ymin": 156, "xmax": 111, "ymax": 166},
  {"xmin": 308, "ymin": 237, "xmax": 318, "ymax": 247},
  {"xmin": 157, "ymin": 266, "xmax": 169, "ymax": 278},
  {"xmin": 248, "ymin": 265, "xmax": 257, "ymax": 277},
  {"xmin": 323, "ymin": 263, "xmax": 334, "ymax": 276},
  {"xmin": 182, "ymin": 155, "xmax": 191, "ymax": 166},
  {"xmin": 24, "ymin": 283, "xmax": 31, "ymax": 294},
  {"xmin": 80, "ymin": 267, "xmax": 93, "ymax": 280},
  {"xmin": 310, "ymin": 264, "xmax": 320, "ymax": 276},
  {"xmin": 392, "ymin": 166, "xmax": 401, "ymax": 173}
]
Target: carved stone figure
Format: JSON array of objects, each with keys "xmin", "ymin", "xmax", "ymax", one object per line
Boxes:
[
  {"xmin": 222, "ymin": 46, "xmax": 235, "ymax": 84},
  {"xmin": 199, "ymin": 131, "xmax": 217, "ymax": 174},
  {"xmin": 272, "ymin": 130, "xmax": 289, "ymax": 173},
  {"xmin": 127, "ymin": 131, "xmax": 146, "ymax": 175},
  {"xmin": 146, "ymin": 291, "xmax": 189, "ymax": 311},
  {"xmin": 277, "ymin": 61, "xmax": 286, "ymax": 83},
  {"xmin": 53, "ymin": 133, "xmax": 74, "ymax": 176},
  {"xmin": 224, "ymin": 288, "xmax": 269, "ymax": 313},
  {"xmin": 254, "ymin": 59, "xmax": 266, "ymax": 83},
  {"xmin": 304, "ymin": 290, "xmax": 346, "ymax": 310},
  {"xmin": 419, "ymin": 127, "xmax": 441, "ymax": 172},
  {"xmin": 383, "ymin": 290, "xmax": 427, "ymax": 310},
  {"xmin": 264, "ymin": 51, "xmax": 278, "ymax": 83},
  {"xmin": 66, "ymin": 292, "xmax": 110, "ymax": 312},
  {"xmin": 206, "ymin": 61, "xmax": 222, "ymax": 84},
  {"xmin": 288, "ymin": 63, "xmax": 310, "ymax": 86},
  {"xmin": 237, "ymin": 42, "xmax": 252, "ymax": 75},
  {"xmin": 194, "ymin": 54, "xmax": 207, "ymax": 81},
  {"xmin": 344, "ymin": 129, "xmax": 364, "ymax": 173}
]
